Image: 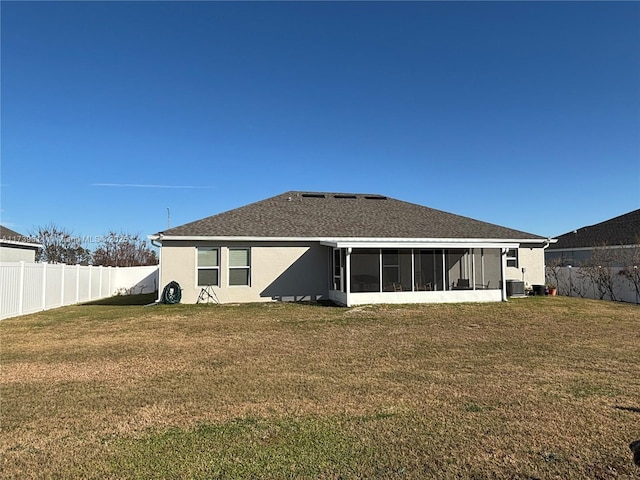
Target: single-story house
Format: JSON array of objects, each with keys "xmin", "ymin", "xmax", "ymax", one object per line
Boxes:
[
  {"xmin": 149, "ymin": 191, "xmax": 554, "ymax": 306},
  {"xmin": 0, "ymin": 226, "xmax": 42, "ymax": 262},
  {"xmin": 545, "ymin": 209, "xmax": 640, "ymax": 267}
]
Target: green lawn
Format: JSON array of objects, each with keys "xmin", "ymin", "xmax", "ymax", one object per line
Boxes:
[{"xmin": 2, "ymin": 297, "xmax": 639, "ymax": 479}]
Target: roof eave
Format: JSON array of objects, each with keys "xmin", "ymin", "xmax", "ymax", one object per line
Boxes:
[
  {"xmin": 322, "ymin": 238, "xmax": 551, "ymax": 249},
  {"xmin": 547, "ymin": 243, "xmax": 639, "ymax": 252},
  {"xmin": 0, "ymin": 240, "xmax": 43, "ymax": 249},
  {"xmin": 149, "ymin": 234, "xmax": 553, "ymax": 246}
]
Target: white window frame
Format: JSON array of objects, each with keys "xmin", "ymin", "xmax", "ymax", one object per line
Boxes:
[
  {"xmin": 228, "ymin": 247, "xmax": 251, "ymax": 287},
  {"xmin": 506, "ymin": 248, "xmax": 519, "ymax": 268},
  {"xmin": 196, "ymin": 247, "xmax": 220, "ymax": 287}
]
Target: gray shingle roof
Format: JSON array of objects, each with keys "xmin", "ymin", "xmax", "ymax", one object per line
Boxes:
[
  {"xmin": 159, "ymin": 192, "xmax": 546, "ymax": 241},
  {"xmin": 0, "ymin": 225, "xmax": 37, "ymax": 244},
  {"xmin": 548, "ymin": 209, "xmax": 640, "ymax": 250}
]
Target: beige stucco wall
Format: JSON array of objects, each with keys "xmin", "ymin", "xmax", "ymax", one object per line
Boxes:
[
  {"xmin": 0, "ymin": 245, "xmax": 37, "ymax": 263},
  {"xmin": 160, "ymin": 241, "xmax": 547, "ymax": 304},
  {"xmin": 504, "ymin": 244, "xmax": 546, "ymax": 287},
  {"xmin": 160, "ymin": 241, "xmax": 330, "ymax": 304}
]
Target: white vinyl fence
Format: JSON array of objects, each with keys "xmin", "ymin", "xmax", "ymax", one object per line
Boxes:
[
  {"xmin": 0, "ymin": 262, "xmax": 159, "ymax": 320},
  {"xmin": 548, "ymin": 266, "xmax": 640, "ymax": 304}
]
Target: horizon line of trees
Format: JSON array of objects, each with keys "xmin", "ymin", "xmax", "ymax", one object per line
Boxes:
[{"xmin": 30, "ymin": 224, "xmax": 158, "ymax": 267}]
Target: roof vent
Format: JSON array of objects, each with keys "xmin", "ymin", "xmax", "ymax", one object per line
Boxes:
[
  {"xmin": 334, "ymin": 194, "xmax": 357, "ymax": 199},
  {"xmin": 364, "ymin": 195, "xmax": 387, "ymax": 200},
  {"xmin": 301, "ymin": 193, "xmax": 326, "ymax": 198}
]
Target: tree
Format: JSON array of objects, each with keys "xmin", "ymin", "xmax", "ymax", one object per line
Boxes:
[
  {"xmin": 31, "ymin": 223, "xmax": 92, "ymax": 265},
  {"xmin": 578, "ymin": 245, "xmax": 622, "ymax": 301},
  {"xmin": 618, "ymin": 237, "xmax": 640, "ymax": 303},
  {"xmin": 545, "ymin": 257, "xmax": 565, "ymax": 295},
  {"xmin": 92, "ymin": 231, "xmax": 157, "ymax": 267}
]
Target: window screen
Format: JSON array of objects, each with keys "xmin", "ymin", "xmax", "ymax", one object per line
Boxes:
[{"xmin": 229, "ymin": 248, "xmax": 250, "ymax": 286}]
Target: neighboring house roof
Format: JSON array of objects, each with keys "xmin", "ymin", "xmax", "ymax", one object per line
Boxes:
[
  {"xmin": 156, "ymin": 191, "xmax": 547, "ymax": 241},
  {"xmin": 548, "ymin": 209, "xmax": 640, "ymax": 250},
  {"xmin": 0, "ymin": 225, "xmax": 41, "ymax": 249}
]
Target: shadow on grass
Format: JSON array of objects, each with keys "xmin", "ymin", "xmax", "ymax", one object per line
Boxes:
[
  {"xmin": 295, "ymin": 299, "xmax": 343, "ymax": 308},
  {"xmin": 82, "ymin": 293, "xmax": 158, "ymax": 306},
  {"xmin": 613, "ymin": 405, "xmax": 640, "ymax": 414}
]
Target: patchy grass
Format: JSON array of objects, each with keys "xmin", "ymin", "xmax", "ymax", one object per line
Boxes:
[
  {"xmin": 1, "ymin": 297, "xmax": 639, "ymax": 479},
  {"xmin": 102, "ymin": 416, "xmax": 368, "ymax": 479},
  {"xmin": 82, "ymin": 292, "xmax": 158, "ymax": 306}
]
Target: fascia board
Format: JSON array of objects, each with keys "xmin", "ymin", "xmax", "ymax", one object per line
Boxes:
[
  {"xmin": 322, "ymin": 238, "xmax": 551, "ymax": 248},
  {"xmin": 150, "ymin": 235, "xmax": 327, "ymax": 242},
  {"xmin": 323, "ymin": 240, "xmax": 521, "ymax": 249},
  {"xmin": 0, "ymin": 240, "xmax": 43, "ymax": 249},
  {"xmin": 547, "ymin": 244, "xmax": 639, "ymax": 252},
  {"xmin": 150, "ymin": 235, "xmax": 550, "ymax": 248}
]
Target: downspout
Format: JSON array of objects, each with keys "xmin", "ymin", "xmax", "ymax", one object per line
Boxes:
[
  {"xmin": 501, "ymin": 247, "xmax": 508, "ymax": 301},
  {"xmin": 150, "ymin": 233, "xmax": 163, "ymax": 303},
  {"xmin": 345, "ymin": 247, "xmax": 352, "ymax": 307},
  {"xmin": 540, "ymin": 238, "xmax": 553, "ymax": 267},
  {"xmin": 150, "ymin": 233, "xmax": 162, "ymax": 249},
  {"xmin": 541, "ymin": 238, "xmax": 552, "ymax": 293}
]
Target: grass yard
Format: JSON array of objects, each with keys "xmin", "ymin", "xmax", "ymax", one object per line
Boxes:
[{"xmin": 1, "ymin": 296, "xmax": 639, "ymax": 479}]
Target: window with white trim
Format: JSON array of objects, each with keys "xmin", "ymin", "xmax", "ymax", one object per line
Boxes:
[
  {"xmin": 506, "ymin": 248, "xmax": 519, "ymax": 268},
  {"xmin": 197, "ymin": 247, "xmax": 220, "ymax": 286},
  {"xmin": 229, "ymin": 248, "xmax": 251, "ymax": 286}
]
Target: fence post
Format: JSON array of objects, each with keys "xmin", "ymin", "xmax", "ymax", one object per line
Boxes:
[
  {"xmin": 41, "ymin": 263, "xmax": 47, "ymax": 311},
  {"xmin": 18, "ymin": 261, "xmax": 25, "ymax": 316},
  {"xmin": 76, "ymin": 264, "xmax": 81, "ymax": 304},
  {"xmin": 88, "ymin": 265, "xmax": 92, "ymax": 301},
  {"xmin": 98, "ymin": 265, "xmax": 103, "ymax": 300},
  {"xmin": 60, "ymin": 264, "xmax": 65, "ymax": 306}
]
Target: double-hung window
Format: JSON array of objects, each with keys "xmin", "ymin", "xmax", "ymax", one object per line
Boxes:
[
  {"xmin": 197, "ymin": 247, "xmax": 220, "ymax": 286},
  {"xmin": 506, "ymin": 248, "xmax": 519, "ymax": 268},
  {"xmin": 229, "ymin": 248, "xmax": 251, "ymax": 286}
]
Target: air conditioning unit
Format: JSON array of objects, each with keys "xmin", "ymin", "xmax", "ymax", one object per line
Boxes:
[{"xmin": 506, "ymin": 280, "xmax": 525, "ymax": 297}]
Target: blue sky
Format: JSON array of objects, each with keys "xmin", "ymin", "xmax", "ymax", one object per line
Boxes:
[{"xmin": 2, "ymin": 1, "xmax": 639, "ymax": 246}]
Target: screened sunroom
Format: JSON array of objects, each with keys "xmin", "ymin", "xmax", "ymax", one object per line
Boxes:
[{"xmin": 326, "ymin": 245, "xmax": 508, "ymax": 306}]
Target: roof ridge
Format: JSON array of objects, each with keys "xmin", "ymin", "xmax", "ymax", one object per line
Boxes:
[
  {"xmin": 156, "ymin": 190, "xmax": 548, "ymax": 240},
  {"xmin": 287, "ymin": 190, "xmax": 385, "ymax": 197}
]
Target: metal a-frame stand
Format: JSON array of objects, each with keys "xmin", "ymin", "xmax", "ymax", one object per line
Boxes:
[{"xmin": 197, "ymin": 285, "xmax": 220, "ymax": 304}]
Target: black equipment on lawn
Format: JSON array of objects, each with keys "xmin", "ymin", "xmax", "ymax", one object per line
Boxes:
[
  {"xmin": 197, "ymin": 285, "xmax": 220, "ymax": 304},
  {"xmin": 161, "ymin": 281, "xmax": 182, "ymax": 304}
]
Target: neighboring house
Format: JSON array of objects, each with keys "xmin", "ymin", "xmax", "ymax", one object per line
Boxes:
[
  {"xmin": 0, "ymin": 226, "xmax": 42, "ymax": 262},
  {"xmin": 545, "ymin": 209, "xmax": 640, "ymax": 267},
  {"xmin": 150, "ymin": 191, "xmax": 553, "ymax": 306}
]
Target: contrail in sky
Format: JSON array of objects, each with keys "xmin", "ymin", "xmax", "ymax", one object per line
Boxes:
[{"xmin": 92, "ymin": 183, "xmax": 211, "ymax": 189}]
